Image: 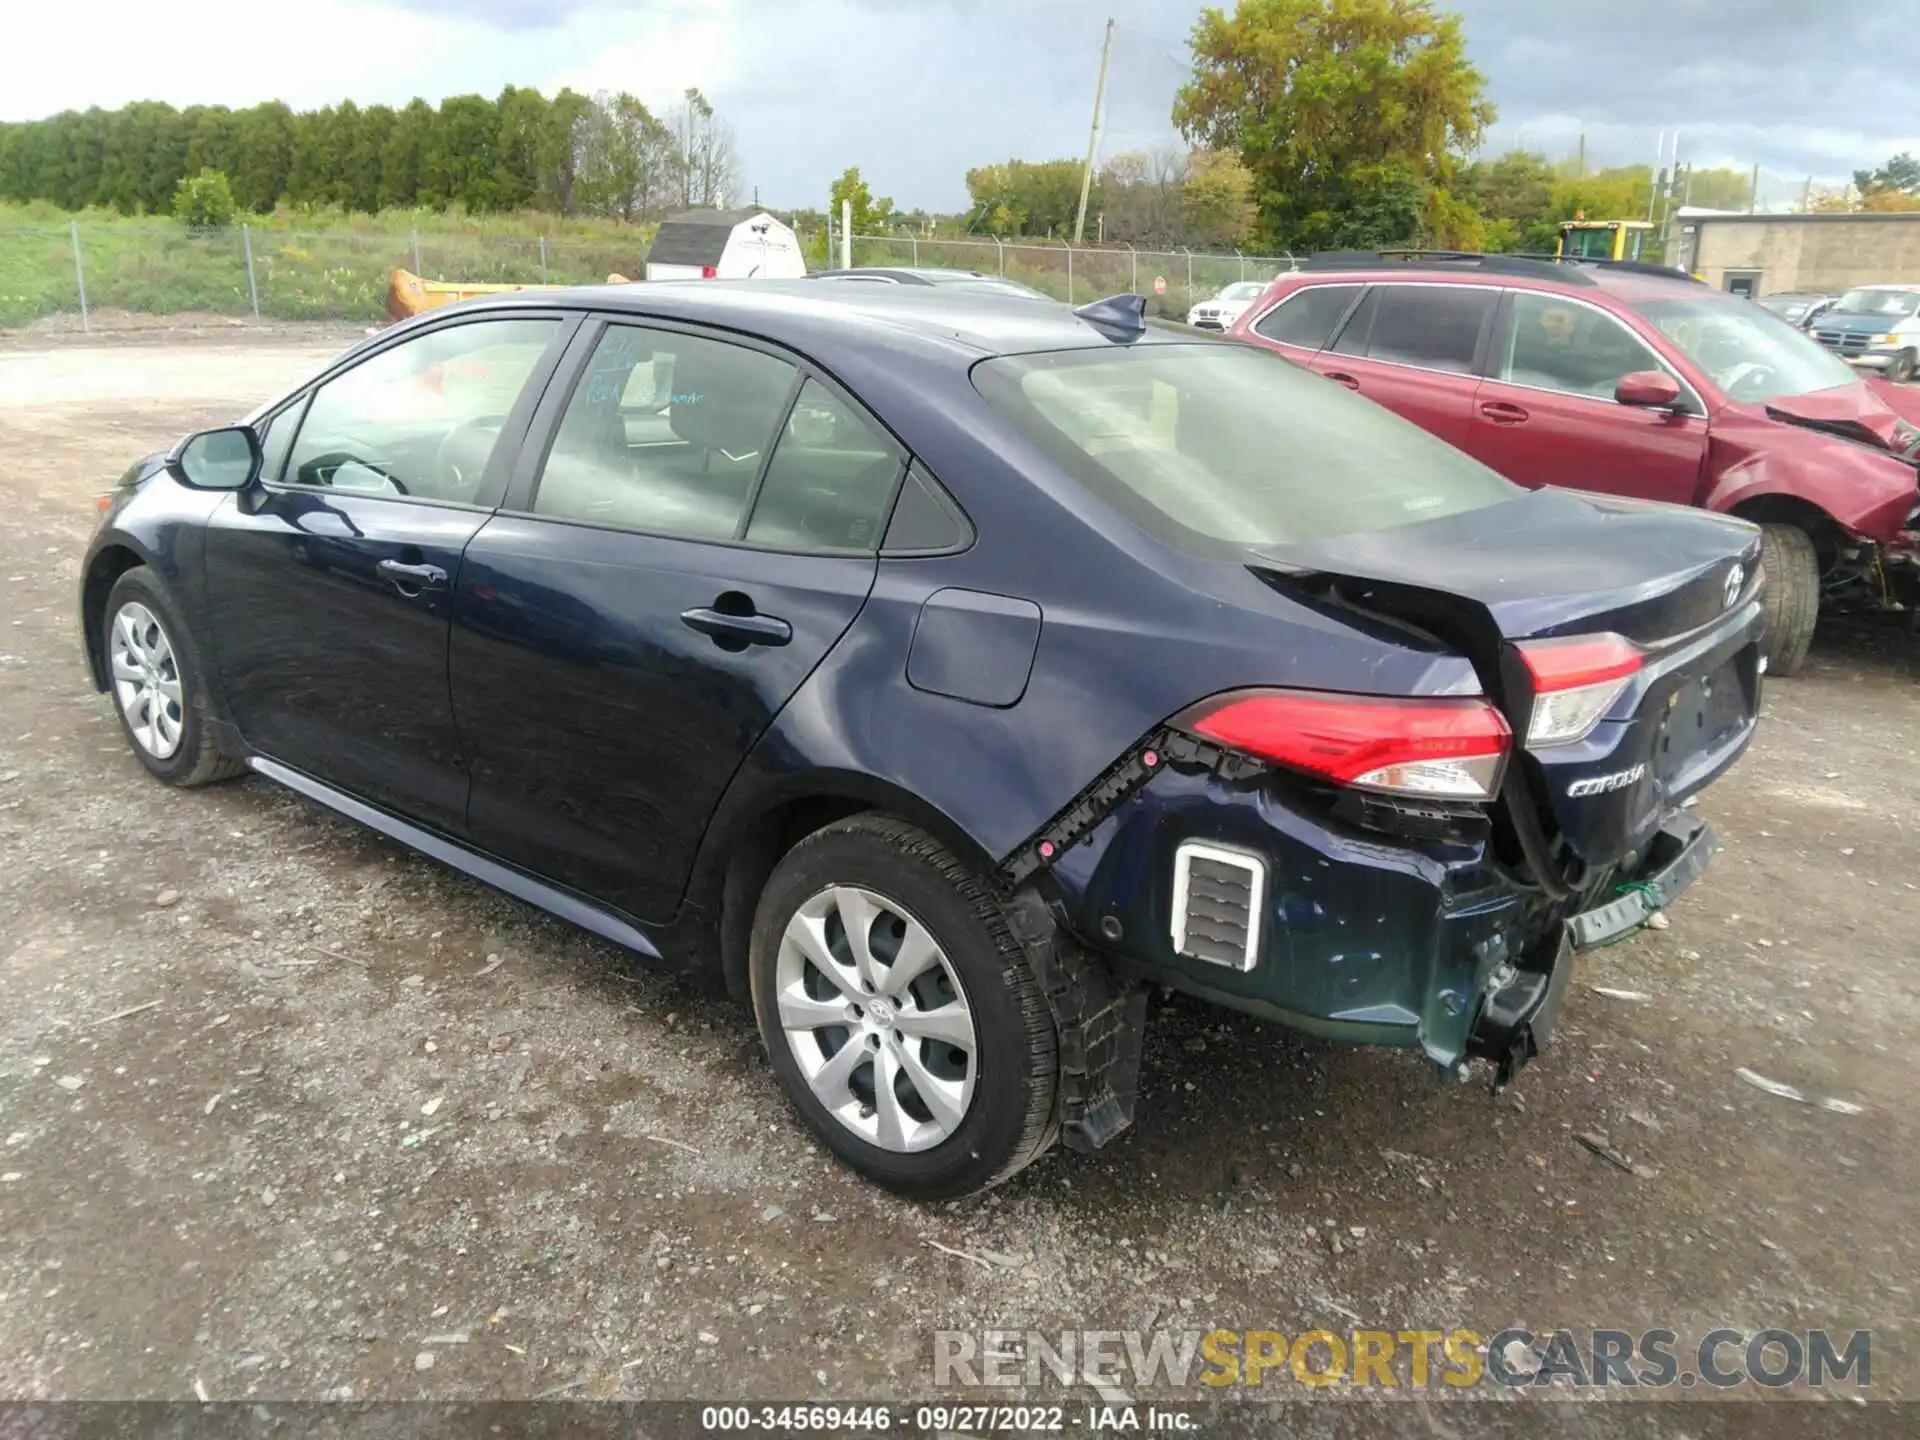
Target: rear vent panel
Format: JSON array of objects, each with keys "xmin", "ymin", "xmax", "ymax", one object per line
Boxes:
[{"xmin": 1171, "ymin": 842, "xmax": 1266, "ymax": 971}]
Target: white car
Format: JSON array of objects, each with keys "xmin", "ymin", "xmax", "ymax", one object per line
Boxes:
[{"xmin": 1187, "ymin": 281, "xmax": 1269, "ymax": 331}]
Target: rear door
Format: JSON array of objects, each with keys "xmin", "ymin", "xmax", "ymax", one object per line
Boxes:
[
  {"xmin": 1468, "ymin": 290, "xmax": 1708, "ymax": 506},
  {"xmin": 201, "ymin": 312, "xmax": 571, "ymax": 831},
  {"xmin": 1307, "ymin": 283, "xmax": 1498, "ymax": 448},
  {"xmin": 449, "ymin": 318, "xmax": 904, "ymax": 923}
]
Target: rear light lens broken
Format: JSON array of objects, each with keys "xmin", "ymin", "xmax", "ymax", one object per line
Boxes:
[
  {"xmin": 1516, "ymin": 632, "xmax": 1643, "ymax": 748},
  {"xmin": 1172, "ymin": 688, "xmax": 1510, "ymax": 801}
]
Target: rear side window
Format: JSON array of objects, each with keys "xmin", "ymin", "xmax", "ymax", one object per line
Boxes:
[
  {"xmin": 743, "ymin": 379, "xmax": 904, "ymax": 552},
  {"xmin": 1336, "ymin": 285, "xmax": 1495, "ymax": 374},
  {"xmin": 1251, "ymin": 284, "xmax": 1359, "ymax": 350},
  {"xmin": 973, "ymin": 343, "xmax": 1517, "ymax": 552},
  {"xmin": 532, "ymin": 324, "xmax": 797, "ymax": 541}
]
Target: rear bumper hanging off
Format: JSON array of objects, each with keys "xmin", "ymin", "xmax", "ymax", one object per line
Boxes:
[
  {"xmin": 1468, "ymin": 811, "xmax": 1714, "ymax": 1085},
  {"xmin": 1564, "ymin": 812, "xmax": 1715, "ymax": 952}
]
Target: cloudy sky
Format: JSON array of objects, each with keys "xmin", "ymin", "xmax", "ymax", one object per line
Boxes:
[{"xmin": 6, "ymin": 0, "xmax": 1913, "ymax": 213}]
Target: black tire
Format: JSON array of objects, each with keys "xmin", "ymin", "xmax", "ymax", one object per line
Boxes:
[
  {"xmin": 101, "ymin": 567, "xmax": 246, "ymax": 787},
  {"xmin": 748, "ymin": 815, "xmax": 1059, "ymax": 1199},
  {"xmin": 1759, "ymin": 523, "xmax": 1820, "ymax": 678},
  {"xmin": 1889, "ymin": 349, "xmax": 1917, "ymax": 384}
]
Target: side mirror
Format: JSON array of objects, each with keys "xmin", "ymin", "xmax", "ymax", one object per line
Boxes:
[
  {"xmin": 165, "ymin": 426, "xmax": 262, "ymax": 491},
  {"xmin": 1615, "ymin": 370, "xmax": 1683, "ymax": 410}
]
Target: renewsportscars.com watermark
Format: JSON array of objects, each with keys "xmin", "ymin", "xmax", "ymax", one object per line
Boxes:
[{"xmin": 934, "ymin": 1327, "xmax": 1871, "ymax": 1391}]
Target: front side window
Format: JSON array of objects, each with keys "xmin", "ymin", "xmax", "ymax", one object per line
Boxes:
[
  {"xmin": 1634, "ymin": 296, "xmax": 1858, "ymax": 402},
  {"xmin": 532, "ymin": 324, "xmax": 797, "ymax": 541},
  {"xmin": 973, "ymin": 343, "xmax": 1518, "ymax": 552},
  {"xmin": 285, "ymin": 318, "xmax": 560, "ymax": 503},
  {"xmin": 743, "ymin": 379, "xmax": 904, "ymax": 552},
  {"xmin": 1252, "ymin": 284, "xmax": 1359, "ymax": 350},
  {"xmin": 1500, "ymin": 293, "xmax": 1671, "ymax": 401}
]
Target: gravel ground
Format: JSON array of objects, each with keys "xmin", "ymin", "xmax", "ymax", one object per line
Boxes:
[{"xmin": 0, "ymin": 331, "xmax": 1915, "ymax": 1420}]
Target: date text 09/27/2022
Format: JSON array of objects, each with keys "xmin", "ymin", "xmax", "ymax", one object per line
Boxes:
[{"xmin": 698, "ymin": 1403, "xmax": 1197, "ymax": 1432}]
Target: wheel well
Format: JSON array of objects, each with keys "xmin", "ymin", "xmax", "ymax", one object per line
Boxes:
[
  {"xmin": 714, "ymin": 796, "xmax": 876, "ymax": 1001},
  {"xmin": 1728, "ymin": 496, "xmax": 1846, "ymax": 570},
  {"xmin": 81, "ymin": 546, "xmax": 145, "ymax": 689}
]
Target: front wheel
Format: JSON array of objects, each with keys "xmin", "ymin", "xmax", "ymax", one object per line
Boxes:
[
  {"xmin": 749, "ymin": 815, "xmax": 1059, "ymax": 1198},
  {"xmin": 1758, "ymin": 523, "xmax": 1820, "ymax": 677},
  {"xmin": 102, "ymin": 567, "xmax": 245, "ymax": 786},
  {"xmin": 1888, "ymin": 349, "xmax": 1917, "ymax": 384}
]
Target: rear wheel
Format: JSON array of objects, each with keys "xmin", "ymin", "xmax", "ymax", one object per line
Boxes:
[
  {"xmin": 1759, "ymin": 523, "xmax": 1820, "ymax": 677},
  {"xmin": 102, "ymin": 568, "xmax": 245, "ymax": 787},
  {"xmin": 748, "ymin": 815, "xmax": 1058, "ymax": 1198}
]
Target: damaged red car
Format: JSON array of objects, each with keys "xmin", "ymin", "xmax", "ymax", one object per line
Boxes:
[{"xmin": 1231, "ymin": 254, "xmax": 1920, "ymax": 674}]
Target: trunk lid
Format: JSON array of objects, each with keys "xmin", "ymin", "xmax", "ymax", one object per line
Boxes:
[{"xmin": 1249, "ymin": 487, "xmax": 1764, "ymax": 877}]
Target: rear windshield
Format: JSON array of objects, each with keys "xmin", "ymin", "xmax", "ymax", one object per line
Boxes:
[{"xmin": 972, "ymin": 343, "xmax": 1518, "ymax": 550}]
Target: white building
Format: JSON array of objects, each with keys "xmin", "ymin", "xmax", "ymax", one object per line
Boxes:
[{"xmin": 644, "ymin": 209, "xmax": 807, "ymax": 281}]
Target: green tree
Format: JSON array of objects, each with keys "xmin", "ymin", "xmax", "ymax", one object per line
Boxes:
[
  {"xmin": 1173, "ymin": 0, "xmax": 1493, "ymax": 250},
  {"xmin": 829, "ymin": 165, "xmax": 895, "ymax": 235},
  {"xmin": 1854, "ymin": 152, "xmax": 1920, "ymax": 196},
  {"xmin": 492, "ymin": 86, "xmax": 550, "ymax": 211},
  {"xmin": 172, "ymin": 167, "xmax": 236, "ymax": 226},
  {"xmin": 964, "ymin": 158, "xmax": 1082, "ymax": 236},
  {"xmin": 576, "ymin": 92, "xmax": 673, "ymax": 221},
  {"xmin": 424, "ymin": 94, "xmax": 502, "ymax": 209},
  {"xmin": 1184, "ymin": 149, "xmax": 1258, "ymax": 247},
  {"xmin": 344, "ymin": 104, "xmax": 394, "ymax": 212},
  {"xmin": 380, "ymin": 98, "xmax": 434, "ymax": 209},
  {"xmin": 232, "ymin": 101, "xmax": 295, "ymax": 213}
]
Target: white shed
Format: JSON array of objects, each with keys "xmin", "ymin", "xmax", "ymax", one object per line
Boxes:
[{"xmin": 644, "ymin": 209, "xmax": 806, "ymax": 281}]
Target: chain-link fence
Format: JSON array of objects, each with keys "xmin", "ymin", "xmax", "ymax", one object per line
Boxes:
[
  {"xmin": 835, "ymin": 231, "xmax": 1298, "ymax": 319},
  {"xmin": 1, "ymin": 222, "xmax": 1292, "ymax": 332},
  {"xmin": 0, "ymin": 225, "xmax": 661, "ymax": 331}
]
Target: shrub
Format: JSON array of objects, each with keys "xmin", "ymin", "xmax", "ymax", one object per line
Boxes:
[{"xmin": 172, "ymin": 169, "xmax": 237, "ymax": 229}]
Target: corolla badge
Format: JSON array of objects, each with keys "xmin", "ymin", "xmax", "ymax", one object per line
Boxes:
[
  {"xmin": 1567, "ymin": 763, "xmax": 1647, "ymax": 798},
  {"xmin": 1724, "ymin": 562, "xmax": 1745, "ymax": 609}
]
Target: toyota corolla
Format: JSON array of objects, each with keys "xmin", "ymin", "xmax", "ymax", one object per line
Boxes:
[{"xmin": 80, "ymin": 283, "xmax": 1763, "ymax": 1197}]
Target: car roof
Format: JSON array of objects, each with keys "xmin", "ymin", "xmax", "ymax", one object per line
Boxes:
[
  {"xmin": 427, "ymin": 279, "xmax": 1199, "ymax": 361},
  {"xmin": 1842, "ymin": 281, "xmax": 1920, "ymax": 291},
  {"xmin": 1280, "ymin": 255, "xmax": 1707, "ymax": 303},
  {"xmin": 819, "ymin": 266, "xmax": 1008, "ymax": 284}
]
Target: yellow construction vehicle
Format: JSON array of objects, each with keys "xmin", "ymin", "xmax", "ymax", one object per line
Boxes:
[{"xmin": 1555, "ymin": 217, "xmax": 1655, "ymax": 264}]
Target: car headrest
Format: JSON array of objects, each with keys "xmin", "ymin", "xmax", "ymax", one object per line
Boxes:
[{"xmin": 668, "ymin": 347, "xmax": 794, "ymax": 459}]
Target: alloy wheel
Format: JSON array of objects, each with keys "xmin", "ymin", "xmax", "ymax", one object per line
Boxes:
[
  {"xmin": 773, "ymin": 885, "xmax": 977, "ymax": 1153},
  {"xmin": 110, "ymin": 601, "xmax": 184, "ymax": 760}
]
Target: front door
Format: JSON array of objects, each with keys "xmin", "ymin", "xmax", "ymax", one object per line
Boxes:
[
  {"xmin": 451, "ymin": 320, "xmax": 903, "ymax": 922},
  {"xmin": 201, "ymin": 313, "xmax": 569, "ymax": 831},
  {"xmin": 1468, "ymin": 290, "xmax": 1708, "ymax": 507},
  {"xmin": 1307, "ymin": 283, "xmax": 1498, "ymax": 449}
]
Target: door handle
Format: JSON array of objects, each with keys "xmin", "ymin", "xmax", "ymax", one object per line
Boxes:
[
  {"xmin": 1479, "ymin": 400, "xmax": 1530, "ymax": 425},
  {"xmin": 1322, "ymin": 370, "xmax": 1361, "ymax": 390},
  {"xmin": 681, "ymin": 606, "xmax": 792, "ymax": 648},
  {"xmin": 377, "ymin": 558, "xmax": 448, "ymax": 592}
]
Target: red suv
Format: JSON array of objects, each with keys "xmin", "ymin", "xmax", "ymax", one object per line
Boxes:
[{"xmin": 1231, "ymin": 254, "xmax": 1920, "ymax": 673}]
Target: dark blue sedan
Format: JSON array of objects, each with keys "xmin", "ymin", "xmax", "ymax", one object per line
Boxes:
[{"xmin": 79, "ymin": 283, "xmax": 1763, "ymax": 1197}]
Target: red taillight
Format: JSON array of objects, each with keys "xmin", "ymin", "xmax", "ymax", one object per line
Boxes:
[
  {"xmin": 1172, "ymin": 688, "xmax": 1511, "ymax": 801},
  {"xmin": 1514, "ymin": 633, "xmax": 1643, "ymax": 748},
  {"xmin": 701, "ymin": 265, "xmax": 718, "ymax": 279}
]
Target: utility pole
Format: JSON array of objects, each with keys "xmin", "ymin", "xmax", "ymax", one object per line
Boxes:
[
  {"xmin": 1748, "ymin": 162, "xmax": 1760, "ymax": 213},
  {"xmin": 1801, "ymin": 175, "xmax": 1813, "ymax": 213},
  {"xmin": 1576, "ymin": 133, "xmax": 1586, "ymax": 179},
  {"xmin": 1073, "ymin": 18, "xmax": 1115, "ymax": 246}
]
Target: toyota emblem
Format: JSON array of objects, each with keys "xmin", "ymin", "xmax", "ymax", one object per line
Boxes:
[{"xmin": 1723, "ymin": 562, "xmax": 1745, "ymax": 609}]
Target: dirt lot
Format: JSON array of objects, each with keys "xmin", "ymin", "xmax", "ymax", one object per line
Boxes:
[{"xmin": 1, "ymin": 331, "xmax": 1916, "ymax": 1420}]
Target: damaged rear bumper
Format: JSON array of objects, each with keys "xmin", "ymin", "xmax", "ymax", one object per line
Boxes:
[
  {"xmin": 1019, "ymin": 738, "xmax": 1718, "ymax": 1082},
  {"xmin": 1465, "ymin": 811, "xmax": 1713, "ymax": 1084}
]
